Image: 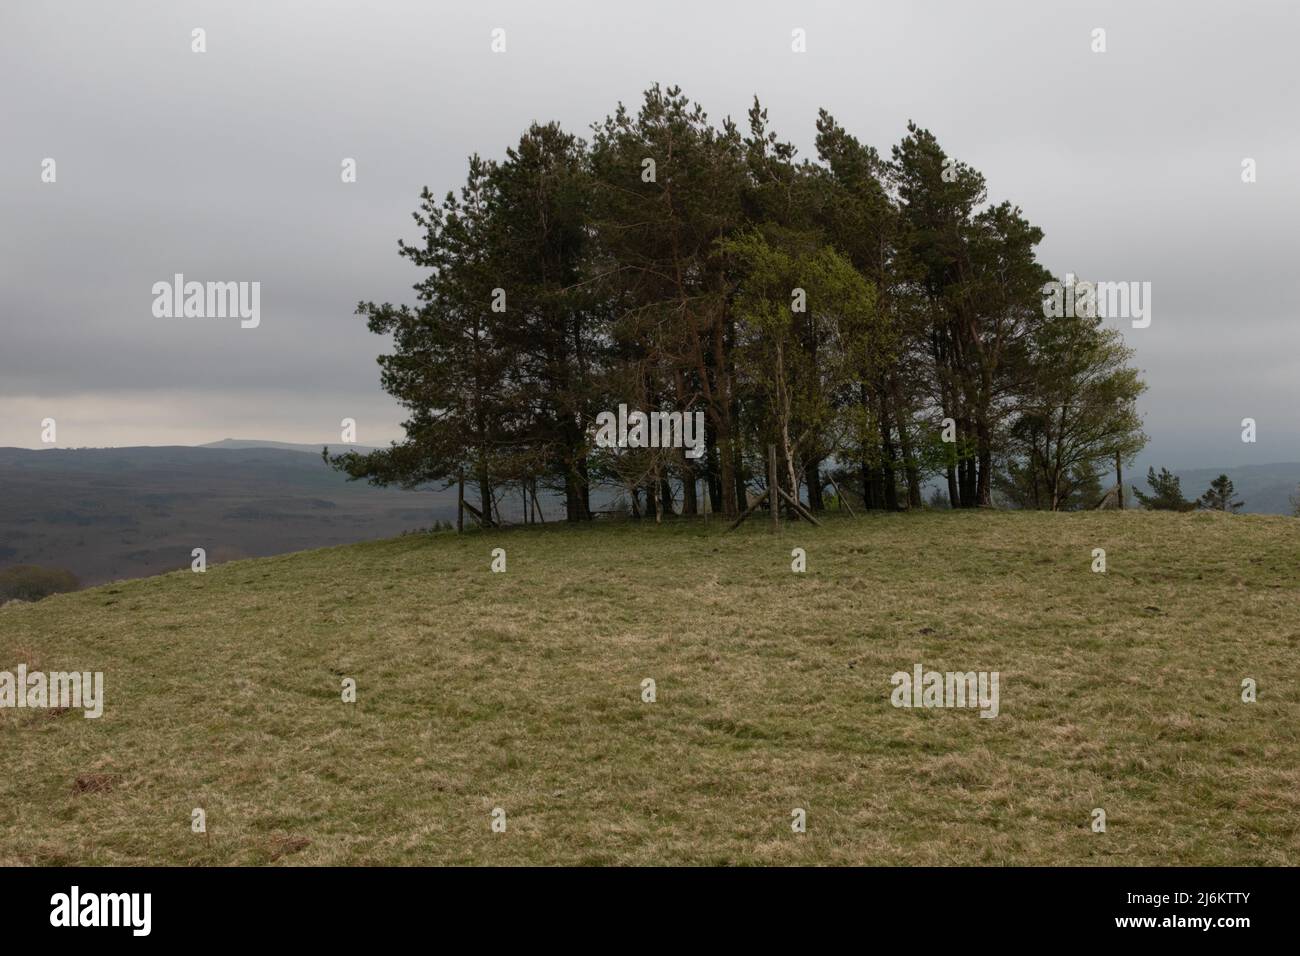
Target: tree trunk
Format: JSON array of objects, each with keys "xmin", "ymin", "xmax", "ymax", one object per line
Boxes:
[
  {"xmin": 578, "ymin": 456, "xmax": 592, "ymax": 520},
  {"xmin": 704, "ymin": 440, "xmax": 722, "ymax": 514},
  {"xmin": 957, "ymin": 417, "xmax": 977, "ymax": 508},
  {"xmin": 732, "ymin": 443, "xmax": 747, "ymax": 518},
  {"xmin": 976, "ymin": 419, "xmax": 993, "ymax": 508},
  {"xmin": 878, "ymin": 391, "xmax": 899, "ymax": 511},
  {"xmin": 679, "ymin": 455, "xmax": 698, "ymax": 515},
  {"xmin": 804, "ymin": 460, "xmax": 824, "ymax": 511},
  {"xmin": 659, "ymin": 476, "xmax": 675, "ymax": 517},
  {"xmin": 890, "ymin": 376, "xmax": 922, "ymax": 509},
  {"xmin": 564, "ymin": 471, "xmax": 581, "ymax": 522},
  {"xmin": 867, "ymin": 454, "xmax": 884, "ymax": 510},
  {"xmin": 716, "ymin": 432, "xmax": 739, "ymax": 518},
  {"xmin": 457, "ymin": 469, "xmax": 465, "ymax": 532},
  {"xmin": 1115, "ymin": 453, "xmax": 1124, "ymax": 510},
  {"xmin": 478, "ymin": 469, "xmax": 492, "ymax": 526}
]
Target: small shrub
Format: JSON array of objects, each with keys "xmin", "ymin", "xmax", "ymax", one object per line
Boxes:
[{"xmin": 0, "ymin": 565, "xmax": 81, "ymax": 602}]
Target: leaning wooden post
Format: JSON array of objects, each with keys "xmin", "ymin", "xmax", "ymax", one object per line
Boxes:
[
  {"xmin": 1115, "ymin": 453, "xmax": 1124, "ymax": 510},
  {"xmin": 768, "ymin": 444, "xmax": 779, "ymax": 532},
  {"xmin": 727, "ymin": 487, "xmax": 769, "ymax": 531},
  {"xmin": 531, "ymin": 479, "xmax": 546, "ymax": 524},
  {"xmin": 457, "ymin": 469, "xmax": 465, "ymax": 533},
  {"xmin": 826, "ymin": 472, "xmax": 856, "ymax": 518}
]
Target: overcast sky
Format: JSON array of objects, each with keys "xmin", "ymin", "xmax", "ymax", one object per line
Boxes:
[{"xmin": 3, "ymin": 0, "xmax": 1297, "ymax": 470}]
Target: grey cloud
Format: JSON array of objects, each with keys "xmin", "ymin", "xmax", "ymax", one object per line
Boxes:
[{"xmin": 2, "ymin": 0, "xmax": 1296, "ymax": 470}]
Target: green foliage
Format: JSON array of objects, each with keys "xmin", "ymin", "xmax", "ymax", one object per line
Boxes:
[
  {"xmin": 1132, "ymin": 467, "xmax": 1196, "ymax": 512},
  {"xmin": 997, "ymin": 460, "xmax": 1105, "ymax": 511},
  {"xmin": 721, "ymin": 230, "xmax": 884, "ymax": 472},
  {"xmin": 328, "ymin": 122, "xmax": 603, "ymax": 520},
  {"xmin": 339, "ymin": 85, "xmax": 1148, "ymax": 521},
  {"xmin": 1002, "ymin": 290, "xmax": 1147, "ymax": 510},
  {"xmin": 1198, "ymin": 474, "xmax": 1244, "ymax": 512}
]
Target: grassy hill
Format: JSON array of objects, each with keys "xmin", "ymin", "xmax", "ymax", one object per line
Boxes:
[{"xmin": 1, "ymin": 511, "xmax": 1296, "ymax": 865}]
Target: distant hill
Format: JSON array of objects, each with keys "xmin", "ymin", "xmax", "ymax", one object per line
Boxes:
[
  {"xmin": 200, "ymin": 438, "xmax": 378, "ymax": 454},
  {"xmin": 0, "ymin": 445, "xmax": 454, "ymax": 586},
  {"xmin": 1169, "ymin": 462, "xmax": 1300, "ymax": 515},
  {"xmin": 5, "ymin": 445, "xmax": 1294, "ymax": 588}
]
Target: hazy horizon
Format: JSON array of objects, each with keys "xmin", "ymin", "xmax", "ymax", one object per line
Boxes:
[{"xmin": 4, "ymin": 0, "xmax": 1298, "ymax": 471}]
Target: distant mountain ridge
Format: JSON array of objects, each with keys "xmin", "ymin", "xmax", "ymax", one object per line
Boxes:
[
  {"xmin": 200, "ymin": 438, "xmax": 379, "ymax": 455},
  {"xmin": 0, "ymin": 444, "xmax": 450, "ymax": 586},
  {"xmin": 1165, "ymin": 462, "xmax": 1300, "ymax": 515},
  {"xmin": 3, "ymin": 444, "xmax": 1295, "ymax": 588}
]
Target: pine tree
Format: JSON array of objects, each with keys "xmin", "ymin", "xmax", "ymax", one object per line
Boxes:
[
  {"xmin": 1132, "ymin": 467, "xmax": 1195, "ymax": 511},
  {"xmin": 889, "ymin": 124, "xmax": 1053, "ymax": 508},
  {"xmin": 332, "ymin": 86, "xmax": 1149, "ymax": 529},
  {"xmin": 1198, "ymin": 474, "xmax": 1244, "ymax": 512},
  {"xmin": 589, "ymin": 84, "xmax": 748, "ymax": 516}
]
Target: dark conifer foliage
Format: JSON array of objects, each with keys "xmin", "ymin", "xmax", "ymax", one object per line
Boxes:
[
  {"xmin": 1133, "ymin": 467, "xmax": 1196, "ymax": 512},
  {"xmin": 1197, "ymin": 474, "xmax": 1244, "ymax": 512},
  {"xmin": 331, "ymin": 85, "xmax": 1147, "ymax": 519}
]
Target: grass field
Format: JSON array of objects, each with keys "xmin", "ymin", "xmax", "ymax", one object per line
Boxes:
[{"xmin": 1, "ymin": 510, "xmax": 1297, "ymax": 866}]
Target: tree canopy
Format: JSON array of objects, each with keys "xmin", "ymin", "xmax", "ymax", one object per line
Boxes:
[{"xmin": 331, "ymin": 84, "xmax": 1148, "ymax": 520}]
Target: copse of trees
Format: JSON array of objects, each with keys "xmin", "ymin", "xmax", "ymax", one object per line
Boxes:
[{"xmin": 331, "ymin": 84, "xmax": 1148, "ymax": 520}]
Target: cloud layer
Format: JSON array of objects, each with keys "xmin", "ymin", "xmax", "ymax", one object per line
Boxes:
[{"xmin": 3, "ymin": 0, "xmax": 1297, "ymax": 469}]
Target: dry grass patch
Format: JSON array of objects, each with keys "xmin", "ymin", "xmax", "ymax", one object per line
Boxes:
[
  {"xmin": 72, "ymin": 773, "xmax": 119, "ymax": 795},
  {"xmin": 1, "ymin": 510, "xmax": 1297, "ymax": 865}
]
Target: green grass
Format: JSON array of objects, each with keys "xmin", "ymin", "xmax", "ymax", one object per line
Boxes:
[{"xmin": 1, "ymin": 510, "xmax": 1297, "ymax": 865}]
